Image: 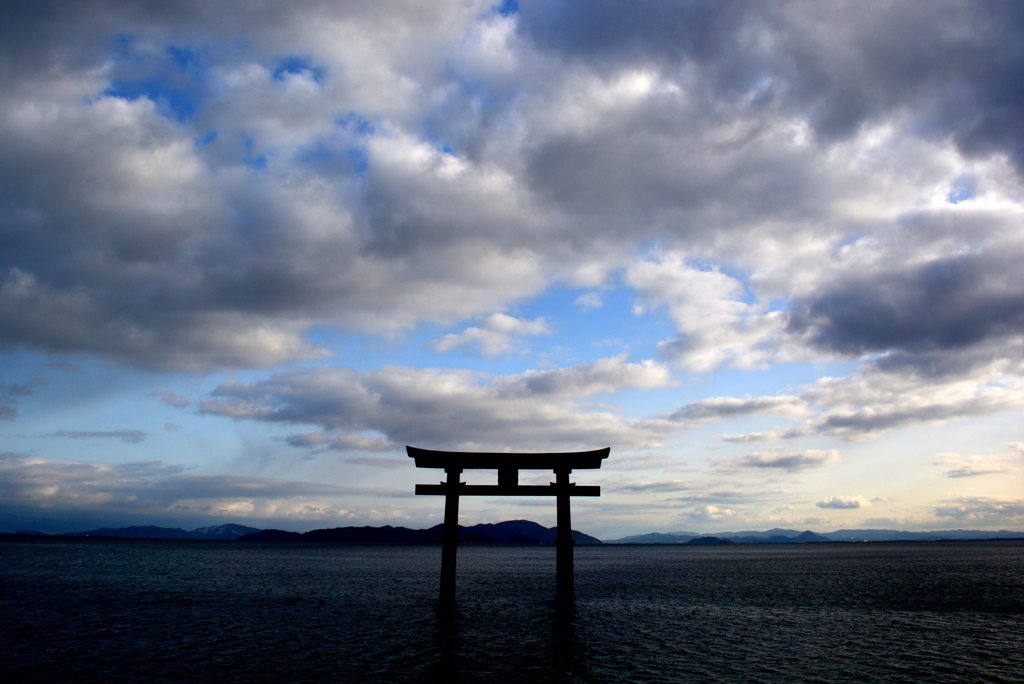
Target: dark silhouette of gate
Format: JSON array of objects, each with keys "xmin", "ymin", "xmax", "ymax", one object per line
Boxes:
[
  {"xmin": 408, "ymin": 445, "xmax": 609, "ymax": 606},
  {"xmin": 407, "ymin": 446, "xmax": 606, "ymax": 606}
]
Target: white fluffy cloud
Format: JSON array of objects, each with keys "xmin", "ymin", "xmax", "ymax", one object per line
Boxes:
[
  {"xmin": 816, "ymin": 495, "xmax": 872, "ymax": 510},
  {"xmin": 627, "ymin": 253, "xmax": 788, "ymax": 371},
  {"xmin": 430, "ymin": 313, "xmax": 550, "ymax": 357},
  {"xmin": 689, "ymin": 505, "xmax": 734, "ymax": 522}
]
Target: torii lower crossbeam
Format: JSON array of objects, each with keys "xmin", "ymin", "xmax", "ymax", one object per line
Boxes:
[{"xmin": 408, "ymin": 446, "xmax": 609, "ymax": 607}]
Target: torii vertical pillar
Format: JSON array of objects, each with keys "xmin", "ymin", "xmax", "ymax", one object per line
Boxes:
[
  {"xmin": 440, "ymin": 467, "xmax": 461, "ymax": 605},
  {"xmin": 555, "ymin": 468, "xmax": 573, "ymax": 605}
]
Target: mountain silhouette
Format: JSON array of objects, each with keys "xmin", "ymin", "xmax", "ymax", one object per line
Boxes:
[
  {"xmin": 236, "ymin": 519, "xmax": 601, "ymax": 544},
  {"xmin": 62, "ymin": 524, "xmax": 261, "ymax": 540}
]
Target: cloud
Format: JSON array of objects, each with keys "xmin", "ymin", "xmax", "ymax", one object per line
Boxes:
[
  {"xmin": 46, "ymin": 429, "xmax": 148, "ymax": 444},
  {"xmin": 816, "ymin": 495, "xmax": 872, "ymax": 510},
  {"xmin": 720, "ymin": 449, "xmax": 841, "ymax": 472},
  {"xmin": 669, "ymin": 394, "xmax": 806, "ymax": 427},
  {"xmin": 575, "ymin": 291, "xmax": 603, "ymax": 310},
  {"xmin": 626, "ymin": 253, "xmax": 788, "ymax": 372},
  {"xmin": 698, "ymin": 351, "xmax": 1024, "ymax": 444},
  {"xmin": 1, "ymin": 377, "xmax": 47, "ymax": 397},
  {"xmin": 200, "ymin": 356, "xmax": 676, "ymax": 451},
  {"xmin": 284, "ymin": 432, "xmax": 393, "ymax": 453},
  {"xmin": 719, "ymin": 432, "xmax": 791, "ymax": 444},
  {"xmin": 0, "ymin": 377, "xmax": 47, "ymax": 420},
  {"xmin": 615, "ymin": 480, "xmax": 702, "ymax": 493},
  {"xmin": 933, "ymin": 496, "xmax": 1024, "ymax": 524},
  {"xmin": 518, "ymin": 1, "xmax": 1024, "ymax": 168},
  {"xmin": 667, "ymin": 485, "xmax": 790, "ymax": 507},
  {"xmin": 1, "ymin": 2, "xmax": 1024, "ymax": 536},
  {"xmin": 622, "ymin": 253, "xmax": 790, "ymax": 374},
  {"xmin": 430, "ymin": 313, "xmax": 550, "ymax": 357},
  {"xmin": 800, "ymin": 359, "xmax": 1024, "ymax": 440},
  {"xmin": 507, "ymin": 354, "xmax": 674, "ymax": 398},
  {"xmin": 0, "ymin": 1, "xmax": 1021, "ymax": 377},
  {"xmin": 689, "ymin": 504, "xmax": 734, "ymax": 522},
  {"xmin": 0, "ymin": 451, "xmax": 410, "ymax": 523},
  {"xmin": 148, "ymin": 390, "xmax": 190, "ymax": 408},
  {"xmin": 348, "ymin": 456, "xmax": 406, "ymax": 470},
  {"xmin": 787, "ymin": 251, "xmax": 1024, "ymax": 361},
  {"xmin": 935, "ymin": 443, "xmax": 1024, "ymax": 478}
]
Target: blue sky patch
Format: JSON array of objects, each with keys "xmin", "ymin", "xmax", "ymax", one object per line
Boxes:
[
  {"xmin": 104, "ymin": 77, "xmax": 198, "ymax": 122},
  {"xmin": 948, "ymin": 174, "xmax": 975, "ymax": 204},
  {"xmin": 495, "ymin": 0, "xmax": 519, "ymax": 17},
  {"xmin": 273, "ymin": 56, "xmax": 326, "ymax": 84},
  {"xmin": 336, "ymin": 112, "xmax": 375, "ymax": 136},
  {"xmin": 103, "ymin": 43, "xmax": 208, "ymax": 123},
  {"xmin": 346, "ymin": 147, "xmax": 369, "ymax": 176}
]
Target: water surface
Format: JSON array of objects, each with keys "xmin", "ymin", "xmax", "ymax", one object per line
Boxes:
[{"xmin": 2, "ymin": 538, "xmax": 1022, "ymax": 682}]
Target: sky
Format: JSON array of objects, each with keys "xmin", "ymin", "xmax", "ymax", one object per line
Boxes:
[{"xmin": 2, "ymin": 0, "xmax": 1024, "ymax": 539}]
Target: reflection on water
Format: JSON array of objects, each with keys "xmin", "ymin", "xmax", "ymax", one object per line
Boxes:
[
  {"xmin": 2, "ymin": 539, "xmax": 1023, "ymax": 683},
  {"xmin": 431, "ymin": 593, "xmax": 587, "ymax": 683}
]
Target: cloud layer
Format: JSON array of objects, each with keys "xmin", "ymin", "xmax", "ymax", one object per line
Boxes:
[
  {"xmin": 200, "ymin": 355, "xmax": 674, "ymax": 452},
  {"xmin": 2, "ymin": 2, "xmax": 1024, "ymax": 534},
  {"xmin": 2, "ymin": 1, "xmax": 1023, "ymax": 376}
]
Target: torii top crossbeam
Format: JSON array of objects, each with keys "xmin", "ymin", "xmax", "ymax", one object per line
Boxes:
[
  {"xmin": 408, "ymin": 446, "xmax": 609, "ymax": 496},
  {"xmin": 407, "ymin": 446, "xmax": 610, "ymax": 471}
]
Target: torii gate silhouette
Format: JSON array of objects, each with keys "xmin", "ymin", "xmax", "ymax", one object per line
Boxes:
[{"xmin": 408, "ymin": 445, "xmax": 609, "ymax": 606}]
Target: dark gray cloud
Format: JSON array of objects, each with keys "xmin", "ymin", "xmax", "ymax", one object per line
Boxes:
[
  {"xmin": 519, "ymin": 1, "xmax": 1024, "ymax": 163},
  {"xmin": 789, "ymin": 251, "xmax": 1024, "ymax": 359}
]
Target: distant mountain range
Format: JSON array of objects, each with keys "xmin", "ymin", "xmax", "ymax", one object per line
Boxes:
[
  {"xmin": 58, "ymin": 523, "xmax": 261, "ymax": 540},
  {"xmin": 7, "ymin": 522, "xmax": 1023, "ymax": 544},
  {"xmin": 237, "ymin": 520, "xmax": 602, "ymax": 545},
  {"xmin": 7, "ymin": 520, "xmax": 601, "ymax": 545},
  {"xmin": 608, "ymin": 528, "xmax": 1024, "ymax": 544}
]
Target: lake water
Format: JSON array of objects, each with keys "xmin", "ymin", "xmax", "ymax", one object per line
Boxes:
[{"xmin": 2, "ymin": 538, "xmax": 1022, "ymax": 683}]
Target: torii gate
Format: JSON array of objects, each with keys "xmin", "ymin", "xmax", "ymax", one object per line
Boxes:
[{"xmin": 408, "ymin": 445, "xmax": 609, "ymax": 606}]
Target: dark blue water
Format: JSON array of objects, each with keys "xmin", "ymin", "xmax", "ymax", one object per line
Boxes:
[{"xmin": 2, "ymin": 538, "xmax": 1022, "ymax": 683}]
